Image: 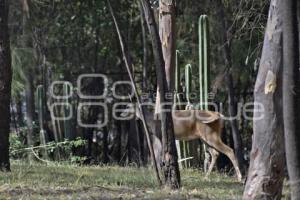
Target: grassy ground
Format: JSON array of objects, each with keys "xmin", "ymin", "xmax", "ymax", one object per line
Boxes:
[{"xmin": 0, "ymin": 161, "xmax": 288, "ymax": 200}]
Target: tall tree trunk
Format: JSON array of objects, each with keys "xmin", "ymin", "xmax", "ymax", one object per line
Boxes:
[
  {"xmin": 282, "ymin": 0, "xmax": 300, "ymax": 199},
  {"xmin": 102, "ymin": 126, "xmax": 109, "ymax": 164},
  {"xmin": 107, "ymin": 0, "xmax": 162, "ymax": 186},
  {"xmin": 25, "ymin": 70, "xmax": 35, "ymax": 159},
  {"xmin": 159, "ymin": 0, "xmax": 175, "ymax": 92},
  {"xmin": 243, "ymin": 0, "xmax": 285, "ymax": 199},
  {"xmin": 140, "ymin": 1, "xmax": 149, "ymax": 91},
  {"xmin": 215, "ymin": 0, "xmax": 244, "ymax": 171},
  {"xmin": 226, "ymin": 74, "xmax": 244, "ymax": 170},
  {"xmin": 15, "ymin": 93, "xmax": 24, "ymax": 127},
  {"xmin": 134, "ymin": 118, "xmax": 143, "ymax": 166},
  {"xmin": 21, "ymin": 0, "xmax": 35, "ymax": 161},
  {"xmin": 141, "ymin": 0, "xmax": 181, "ymax": 189},
  {"xmin": 0, "ymin": 0, "xmax": 12, "ymax": 171},
  {"xmin": 11, "ymin": 102, "xmax": 19, "ymax": 135},
  {"xmin": 116, "ymin": 120, "xmax": 122, "ymax": 163},
  {"xmin": 298, "ymin": 0, "xmax": 300, "ymax": 47},
  {"xmin": 138, "ymin": 3, "xmax": 149, "ymax": 161}
]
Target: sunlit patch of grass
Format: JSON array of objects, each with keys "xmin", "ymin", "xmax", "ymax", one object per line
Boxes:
[{"xmin": 0, "ymin": 160, "xmax": 246, "ymax": 199}]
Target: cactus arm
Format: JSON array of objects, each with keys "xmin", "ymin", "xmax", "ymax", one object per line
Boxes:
[
  {"xmin": 199, "ymin": 15, "xmax": 211, "ymax": 172},
  {"xmin": 203, "ymin": 15, "xmax": 209, "ymax": 110},
  {"xmin": 175, "ymin": 50, "xmax": 180, "ymax": 93},
  {"xmin": 199, "ymin": 16, "xmax": 204, "ymax": 110},
  {"xmin": 185, "ymin": 64, "xmax": 192, "ymax": 109}
]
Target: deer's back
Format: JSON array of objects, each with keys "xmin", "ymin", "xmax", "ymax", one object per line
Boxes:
[
  {"xmin": 141, "ymin": 109, "xmax": 223, "ymax": 141},
  {"xmin": 173, "ymin": 110, "xmax": 223, "ymax": 141}
]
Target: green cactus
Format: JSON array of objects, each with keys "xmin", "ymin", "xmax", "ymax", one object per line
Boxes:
[
  {"xmin": 174, "ymin": 15, "xmax": 211, "ymax": 169},
  {"xmin": 199, "ymin": 15, "xmax": 210, "ymax": 110},
  {"xmin": 175, "ymin": 50, "xmax": 180, "ymax": 95},
  {"xmin": 199, "ymin": 15, "xmax": 211, "ymax": 171},
  {"xmin": 185, "ymin": 64, "xmax": 192, "ymax": 109},
  {"xmin": 174, "ymin": 50, "xmax": 182, "ymax": 168},
  {"xmin": 174, "ymin": 50, "xmax": 181, "ymax": 108}
]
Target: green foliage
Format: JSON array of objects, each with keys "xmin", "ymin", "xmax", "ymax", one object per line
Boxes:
[
  {"xmin": 72, "ymin": 138, "xmax": 87, "ymax": 148},
  {"xmin": 57, "ymin": 138, "xmax": 87, "ymax": 152},
  {"xmin": 10, "ymin": 135, "xmax": 87, "ymax": 164},
  {"xmin": 7, "ymin": 0, "xmax": 270, "ymax": 169},
  {"xmin": 11, "ymin": 47, "xmax": 35, "ymax": 98},
  {"xmin": 10, "ymin": 123, "xmax": 40, "ymax": 159},
  {"xmin": 44, "ymin": 138, "xmax": 87, "ymax": 164},
  {"xmin": 70, "ymin": 156, "xmax": 87, "ymax": 164},
  {"xmin": 9, "ymin": 134, "xmax": 27, "ymax": 159}
]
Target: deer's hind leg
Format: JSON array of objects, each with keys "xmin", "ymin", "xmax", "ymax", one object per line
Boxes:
[
  {"xmin": 206, "ymin": 148, "xmax": 219, "ymax": 176},
  {"xmin": 204, "ymin": 135, "xmax": 242, "ymax": 181}
]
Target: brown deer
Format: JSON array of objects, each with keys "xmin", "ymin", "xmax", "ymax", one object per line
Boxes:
[{"xmin": 121, "ymin": 105, "xmax": 242, "ymax": 181}]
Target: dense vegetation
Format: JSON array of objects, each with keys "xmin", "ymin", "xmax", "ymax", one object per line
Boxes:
[
  {"xmin": 8, "ymin": 0, "xmax": 268, "ymax": 169},
  {"xmin": 0, "ymin": 0, "xmax": 300, "ymax": 199}
]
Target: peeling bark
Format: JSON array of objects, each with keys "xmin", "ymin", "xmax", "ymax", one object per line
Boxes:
[
  {"xmin": 282, "ymin": 0, "xmax": 300, "ymax": 199},
  {"xmin": 159, "ymin": 0, "xmax": 175, "ymax": 92},
  {"xmin": 141, "ymin": 0, "xmax": 181, "ymax": 188},
  {"xmin": 243, "ymin": 0, "xmax": 285, "ymax": 199},
  {"xmin": 158, "ymin": 0, "xmax": 181, "ymax": 188}
]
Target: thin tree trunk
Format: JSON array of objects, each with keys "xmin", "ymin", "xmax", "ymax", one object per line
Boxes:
[
  {"xmin": 120, "ymin": 121, "xmax": 127, "ymax": 165},
  {"xmin": 0, "ymin": 0, "xmax": 12, "ymax": 171},
  {"xmin": 226, "ymin": 74, "xmax": 244, "ymax": 170},
  {"xmin": 107, "ymin": 0, "xmax": 162, "ymax": 186},
  {"xmin": 137, "ymin": 120, "xmax": 146, "ymax": 165},
  {"xmin": 15, "ymin": 93, "xmax": 24, "ymax": 127},
  {"xmin": 298, "ymin": 1, "xmax": 300, "ymax": 48},
  {"xmin": 139, "ymin": 1, "xmax": 149, "ymax": 91},
  {"xmin": 116, "ymin": 120, "xmax": 122, "ymax": 163},
  {"xmin": 282, "ymin": 0, "xmax": 300, "ymax": 198},
  {"xmin": 127, "ymin": 120, "xmax": 133, "ymax": 164},
  {"xmin": 21, "ymin": 0, "xmax": 35, "ymax": 161},
  {"xmin": 134, "ymin": 119, "xmax": 143, "ymax": 166},
  {"xmin": 141, "ymin": 0, "xmax": 181, "ymax": 189},
  {"xmin": 243, "ymin": 0, "xmax": 285, "ymax": 198},
  {"xmin": 102, "ymin": 126, "xmax": 109, "ymax": 164},
  {"xmin": 25, "ymin": 70, "xmax": 35, "ymax": 160},
  {"xmin": 215, "ymin": 0, "xmax": 244, "ymax": 171},
  {"xmin": 11, "ymin": 102, "xmax": 19, "ymax": 135}
]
